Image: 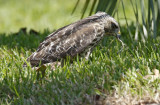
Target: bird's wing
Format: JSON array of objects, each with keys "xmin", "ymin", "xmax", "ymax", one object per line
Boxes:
[{"xmin": 27, "ymin": 14, "xmax": 105, "ymax": 67}]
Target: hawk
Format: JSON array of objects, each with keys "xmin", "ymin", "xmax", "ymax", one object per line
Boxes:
[{"xmin": 24, "ymin": 12, "xmax": 120, "ymax": 67}]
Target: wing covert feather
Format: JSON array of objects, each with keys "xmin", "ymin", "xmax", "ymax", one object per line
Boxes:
[{"xmin": 28, "ymin": 13, "xmax": 106, "ymax": 66}]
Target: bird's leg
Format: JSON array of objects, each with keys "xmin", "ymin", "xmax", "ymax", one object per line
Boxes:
[{"xmin": 85, "ymin": 48, "xmax": 92, "ymax": 60}]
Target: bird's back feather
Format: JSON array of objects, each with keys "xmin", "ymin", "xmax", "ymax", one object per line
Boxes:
[{"xmin": 27, "ymin": 12, "xmax": 108, "ymax": 67}]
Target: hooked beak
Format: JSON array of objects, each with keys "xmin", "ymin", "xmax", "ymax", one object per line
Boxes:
[
  {"xmin": 116, "ymin": 30, "xmax": 121, "ymax": 39},
  {"xmin": 115, "ymin": 30, "xmax": 125, "ymax": 54}
]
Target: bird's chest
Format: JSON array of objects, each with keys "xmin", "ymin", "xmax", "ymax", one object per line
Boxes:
[
  {"xmin": 88, "ymin": 27, "xmax": 105, "ymax": 49},
  {"xmin": 80, "ymin": 32, "xmax": 104, "ymax": 58}
]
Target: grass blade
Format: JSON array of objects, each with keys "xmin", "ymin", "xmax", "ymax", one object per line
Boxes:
[
  {"xmin": 130, "ymin": 0, "xmax": 140, "ymax": 40},
  {"xmin": 89, "ymin": 0, "xmax": 97, "ymax": 15},
  {"xmin": 140, "ymin": 0, "xmax": 146, "ymax": 26},
  {"xmin": 106, "ymin": 0, "xmax": 117, "ymax": 16},
  {"xmin": 150, "ymin": 0, "xmax": 157, "ymax": 38},
  {"xmin": 71, "ymin": 0, "xmax": 80, "ymax": 15},
  {"xmin": 157, "ymin": 0, "xmax": 160, "ymax": 30},
  {"xmin": 148, "ymin": 0, "xmax": 151, "ymax": 29},
  {"xmin": 140, "ymin": 0, "xmax": 148, "ymax": 38},
  {"xmin": 121, "ymin": 0, "xmax": 133, "ymax": 42},
  {"xmin": 95, "ymin": 0, "xmax": 117, "ymax": 16},
  {"xmin": 96, "ymin": 0, "xmax": 107, "ymax": 12},
  {"xmin": 81, "ymin": 0, "xmax": 90, "ymax": 19}
]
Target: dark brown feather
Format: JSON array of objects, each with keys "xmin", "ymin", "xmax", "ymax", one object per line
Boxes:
[{"xmin": 25, "ymin": 12, "xmax": 119, "ymax": 67}]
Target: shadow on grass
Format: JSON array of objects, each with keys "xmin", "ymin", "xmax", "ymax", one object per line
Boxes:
[{"xmin": 0, "ymin": 28, "xmax": 54, "ymax": 51}]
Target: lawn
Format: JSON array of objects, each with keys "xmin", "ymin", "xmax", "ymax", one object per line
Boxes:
[
  {"xmin": 0, "ymin": 0, "xmax": 84, "ymax": 33},
  {"xmin": 0, "ymin": 0, "xmax": 160, "ymax": 104}
]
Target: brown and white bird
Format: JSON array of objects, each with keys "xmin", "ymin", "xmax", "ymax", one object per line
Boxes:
[{"xmin": 24, "ymin": 12, "xmax": 121, "ymax": 67}]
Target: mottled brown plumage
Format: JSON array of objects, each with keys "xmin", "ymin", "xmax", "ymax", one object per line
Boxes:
[{"xmin": 25, "ymin": 12, "xmax": 120, "ymax": 67}]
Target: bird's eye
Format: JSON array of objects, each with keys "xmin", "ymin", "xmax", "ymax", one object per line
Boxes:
[{"xmin": 111, "ymin": 22, "xmax": 118, "ymax": 29}]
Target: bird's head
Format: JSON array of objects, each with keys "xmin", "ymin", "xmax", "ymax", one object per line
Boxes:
[{"xmin": 103, "ymin": 15, "xmax": 121, "ymax": 38}]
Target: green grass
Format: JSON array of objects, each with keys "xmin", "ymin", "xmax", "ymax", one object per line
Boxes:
[
  {"xmin": 0, "ymin": 0, "xmax": 85, "ymax": 33},
  {"xmin": 1, "ymin": 0, "xmax": 160, "ymax": 104},
  {"xmin": 0, "ymin": 28, "xmax": 160, "ymax": 104}
]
